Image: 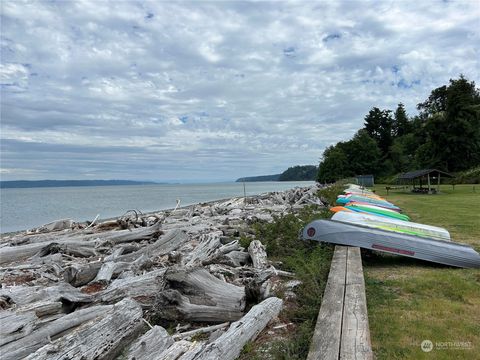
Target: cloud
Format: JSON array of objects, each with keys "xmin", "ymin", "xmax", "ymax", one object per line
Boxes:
[{"xmin": 1, "ymin": 0, "xmax": 478, "ymax": 181}]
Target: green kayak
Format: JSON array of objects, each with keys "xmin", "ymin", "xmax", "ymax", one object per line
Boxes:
[{"xmin": 345, "ymin": 204, "xmax": 410, "ymax": 221}]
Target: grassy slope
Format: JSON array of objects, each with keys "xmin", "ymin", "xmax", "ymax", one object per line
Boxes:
[
  {"xmin": 238, "ymin": 187, "xmax": 342, "ymax": 359},
  {"xmin": 364, "ymin": 184, "xmax": 480, "ymax": 359}
]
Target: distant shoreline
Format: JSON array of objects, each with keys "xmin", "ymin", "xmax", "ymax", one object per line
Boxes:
[{"xmin": 0, "ymin": 180, "xmax": 159, "ymax": 189}]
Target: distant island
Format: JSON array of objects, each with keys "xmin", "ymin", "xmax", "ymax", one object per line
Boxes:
[
  {"xmin": 236, "ymin": 174, "xmax": 282, "ymax": 182},
  {"xmin": 0, "ymin": 180, "xmax": 158, "ymax": 189},
  {"xmin": 236, "ymin": 165, "xmax": 318, "ymax": 182}
]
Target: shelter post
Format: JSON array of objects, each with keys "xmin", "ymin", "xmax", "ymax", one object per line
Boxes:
[{"xmin": 427, "ymin": 173, "xmax": 431, "ymax": 194}]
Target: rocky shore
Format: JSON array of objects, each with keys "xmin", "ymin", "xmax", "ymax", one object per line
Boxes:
[{"xmin": 0, "ymin": 184, "xmax": 324, "ymax": 360}]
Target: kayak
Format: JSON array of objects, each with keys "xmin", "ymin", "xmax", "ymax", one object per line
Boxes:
[
  {"xmin": 336, "ymin": 196, "xmax": 401, "ymax": 211},
  {"xmin": 329, "ymin": 205, "xmax": 409, "ymax": 221},
  {"xmin": 329, "ymin": 206, "xmax": 353, "ymax": 213},
  {"xmin": 345, "ymin": 200, "xmax": 402, "ymax": 212},
  {"xmin": 300, "ymin": 219, "xmax": 480, "ymax": 268},
  {"xmin": 345, "ymin": 204, "xmax": 410, "ymax": 221},
  {"xmin": 332, "ymin": 211, "xmax": 450, "ymax": 240},
  {"xmin": 343, "ymin": 191, "xmax": 385, "ymax": 200}
]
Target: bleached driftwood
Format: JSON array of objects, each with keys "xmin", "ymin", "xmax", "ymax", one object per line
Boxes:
[
  {"xmin": 248, "ymin": 240, "xmax": 268, "ymax": 269},
  {"xmin": 0, "ymin": 282, "xmax": 91, "ymax": 307},
  {"xmin": 155, "ymin": 267, "xmax": 245, "ymax": 322},
  {"xmin": 64, "ymin": 262, "xmax": 102, "ymax": 287},
  {"xmin": 0, "ymin": 310, "xmax": 38, "ymax": 346},
  {"xmin": 0, "ymin": 223, "xmax": 163, "ymax": 266},
  {"xmin": 0, "ymin": 184, "xmax": 323, "ymax": 359},
  {"xmin": 25, "ymin": 298, "xmax": 143, "ymax": 360},
  {"xmin": 186, "ymin": 232, "xmax": 223, "ymax": 266},
  {"xmin": 126, "ymin": 325, "xmax": 174, "ymax": 360},
  {"xmin": 165, "ymin": 340, "xmax": 205, "ymax": 359},
  {"xmin": 0, "ymin": 241, "xmax": 96, "ymax": 266},
  {"xmin": 98, "ymin": 268, "xmax": 167, "ymax": 305},
  {"xmin": 1, "ymin": 304, "xmax": 113, "ymax": 360},
  {"xmin": 190, "ymin": 297, "xmax": 283, "ymax": 360},
  {"xmin": 173, "ymin": 322, "xmax": 229, "ymax": 340}
]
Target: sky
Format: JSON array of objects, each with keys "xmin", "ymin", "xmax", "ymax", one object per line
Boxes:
[{"xmin": 1, "ymin": 0, "xmax": 479, "ymax": 182}]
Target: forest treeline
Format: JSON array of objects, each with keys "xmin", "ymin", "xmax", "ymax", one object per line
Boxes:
[
  {"xmin": 237, "ymin": 165, "xmax": 317, "ymax": 182},
  {"xmin": 317, "ymin": 75, "xmax": 480, "ymax": 183}
]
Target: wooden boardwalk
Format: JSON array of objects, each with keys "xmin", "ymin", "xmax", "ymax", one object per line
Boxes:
[{"xmin": 307, "ymin": 246, "xmax": 373, "ymax": 360}]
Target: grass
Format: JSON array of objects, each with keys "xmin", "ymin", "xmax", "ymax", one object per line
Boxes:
[
  {"xmin": 364, "ymin": 184, "xmax": 480, "ymax": 359},
  {"xmin": 237, "ymin": 186, "xmax": 345, "ymax": 359}
]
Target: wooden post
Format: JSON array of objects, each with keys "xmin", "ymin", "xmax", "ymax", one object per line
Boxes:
[
  {"xmin": 437, "ymin": 173, "xmax": 441, "ymax": 193},
  {"xmin": 243, "ymin": 181, "xmax": 246, "ymax": 205},
  {"xmin": 427, "ymin": 173, "xmax": 431, "ymax": 194}
]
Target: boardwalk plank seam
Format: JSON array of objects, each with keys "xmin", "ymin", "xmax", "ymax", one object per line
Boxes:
[{"xmin": 308, "ymin": 246, "xmax": 373, "ymax": 360}]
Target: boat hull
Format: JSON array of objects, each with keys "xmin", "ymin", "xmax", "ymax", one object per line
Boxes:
[
  {"xmin": 331, "ymin": 211, "xmax": 450, "ymax": 240},
  {"xmin": 301, "ymin": 219, "xmax": 480, "ymax": 268}
]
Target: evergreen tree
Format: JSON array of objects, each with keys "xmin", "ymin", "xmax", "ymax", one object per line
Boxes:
[
  {"xmin": 363, "ymin": 107, "xmax": 394, "ymax": 156},
  {"xmin": 393, "ymin": 103, "xmax": 411, "ymax": 137},
  {"xmin": 317, "ymin": 145, "xmax": 349, "ymax": 183}
]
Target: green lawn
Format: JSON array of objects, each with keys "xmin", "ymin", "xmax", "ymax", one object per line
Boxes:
[{"xmin": 364, "ymin": 184, "xmax": 480, "ymax": 359}]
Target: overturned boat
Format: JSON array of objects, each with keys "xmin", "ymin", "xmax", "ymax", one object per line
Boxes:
[
  {"xmin": 331, "ymin": 211, "xmax": 450, "ymax": 240},
  {"xmin": 301, "ymin": 219, "xmax": 480, "ymax": 268}
]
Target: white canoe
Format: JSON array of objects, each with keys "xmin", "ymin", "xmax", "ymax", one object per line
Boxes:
[{"xmin": 332, "ymin": 211, "xmax": 451, "ymax": 240}]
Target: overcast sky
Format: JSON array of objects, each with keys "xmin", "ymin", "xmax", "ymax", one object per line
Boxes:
[{"xmin": 1, "ymin": 0, "xmax": 479, "ymax": 182}]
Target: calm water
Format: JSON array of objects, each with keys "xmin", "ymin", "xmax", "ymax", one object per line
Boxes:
[{"xmin": 0, "ymin": 181, "xmax": 314, "ymax": 233}]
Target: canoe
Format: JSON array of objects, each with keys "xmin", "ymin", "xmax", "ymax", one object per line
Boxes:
[
  {"xmin": 345, "ymin": 204, "xmax": 410, "ymax": 221},
  {"xmin": 300, "ymin": 219, "xmax": 480, "ymax": 268},
  {"xmin": 331, "ymin": 211, "xmax": 450, "ymax": 240}
]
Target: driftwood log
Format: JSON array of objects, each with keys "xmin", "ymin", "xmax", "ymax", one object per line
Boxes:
[
  {"xmin": 25, "ymin": 298, "xmax": 143, "ymax": 360},
  {"xmin": 0, "ymin": 184, "xmax": 324, "ymax": 359},
  {"xmin": 154, "ymin": 267, "xmax": 245, "ymax": 322},
  {"xmin": 191, "ymin": 297, "xmax": 283, "ymax": 359}
]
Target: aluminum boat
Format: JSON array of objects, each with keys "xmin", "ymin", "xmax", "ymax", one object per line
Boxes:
[{"xmin": 301, "ymin": 219, "xmax": 480, "ymax": 268}]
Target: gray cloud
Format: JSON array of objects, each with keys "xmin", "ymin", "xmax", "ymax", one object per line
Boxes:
[{"xmin": 1, "ymin": 0, "xmax": 478, "ymax": 181}]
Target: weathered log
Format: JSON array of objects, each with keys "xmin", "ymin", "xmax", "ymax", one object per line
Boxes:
[
  {"xmin": 34, "ymin": 242, "xmax": 97, "ymax": 258},
  {"xmin": 25, "ymin": 298, "xmax": 143, "ymax": 360},
  {"xmin": 64, "ymin": 262, "xmax": 102, "ymax": 287},
  {"xmin": 173, "ymin": 322, "xmax": 229, "ymax": 340},
  {"xmin": 0, "ymin": 282, "xmax": 91, "ymax": 307},
  {"xmin": 0, "ymin": 310, "xmax": 38, "ymax": 346},
  {"xmin": 1, "ymin": 303, "xmax": 113, "ymax": 360},
  {"xmin": 248, "ymin": 240, "xmax": 268, "ymax": 269},
  {"xmin": 97, "ymin": 222, "xmax": 163, "ymax": 246},
  {"xmin": 0, "ymin": 240, "xmax": 96, "ymax": 266},
  {"xmin": 65, "ymin": 230, "xmax": 186, "ymax": 287},
  {"xmin": 34, "ymin": 219, "xmax": 74, "ymax": 232},
  {"xmin": 13, "ymin": 299, "xmax": 63, "ymax": 318},
  {"xmin": 191, "ymin": 297, "xmax": 283, "ymax": 360},
  {"xmin": 186, "ymin": 232, "xmax": 223, "ymax": 266},
  {"xmin": 0, "ymin": 223, "xmax": 163, "ymax": 265},
  {"xmin": 154, "ymin": 267, "xmax": 245, "ymax": 322},
  {"xmin": 94, "ymin": 254, "xmax": 148, "ymax": 283},
  {"xmin": 106, "ymin": 229, "xmax": 188, "ymax": 264},
  {"xmin": 126, "ymin": 325, "xmax": 174, "ymax": 360},
  {"xmin": 98, "ymin": 268, "xmax": 166, "ymax": 305},
  {"xmin": 161, "ymin": 340, "xmax": 204, "ymax": 360}
]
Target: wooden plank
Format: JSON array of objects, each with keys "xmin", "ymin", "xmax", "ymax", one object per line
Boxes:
[
  {"xmin": 340, "ymin": 247, "xmax": 373, "ymax": 360},
  {"xmin": 307, "ymin": 245, "xmax": 347, "ymax": 360}
]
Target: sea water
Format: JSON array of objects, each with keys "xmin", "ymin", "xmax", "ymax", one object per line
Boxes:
[{"xmin": 0, "ymin": 181, "xmax": 314, "ymax": 233}]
